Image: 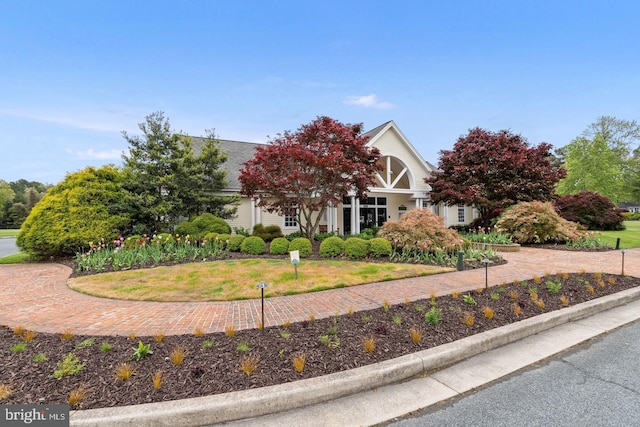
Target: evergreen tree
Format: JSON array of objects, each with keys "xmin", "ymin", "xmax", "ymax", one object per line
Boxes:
[{"xmin": 122, "ymin": 112, "xmax": 237, "ymax": 233}]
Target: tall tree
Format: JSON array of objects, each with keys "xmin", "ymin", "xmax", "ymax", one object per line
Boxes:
[
  {"xmin": 182, "ymin": 130, "xmax": 239, "ymax": 219},
  {"xmin": 239, "ymin": 116, "xmax": 381, "ymax": 239},
  {"xmin": 0, "ymin": 180, "xmax": 15, "ymax": 225},
  {"xmin": 558, "ymin": 116, "xmax": 640, "ymax": 202},
  {"xmin": 556, "ymin": 134, "xmax": 624, "ymax": 201},
  {"xmin": 122, "ymin": 112, "xmax": 237, "ymax": 233},
  {"xmin": 426, "ymin": 128, "xmax": 565, "ymax": 226}
]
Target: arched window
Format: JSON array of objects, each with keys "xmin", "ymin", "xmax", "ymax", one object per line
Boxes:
[{"xmin": 374, "ymin": 156, "xmax": 413, "ymax": 189}]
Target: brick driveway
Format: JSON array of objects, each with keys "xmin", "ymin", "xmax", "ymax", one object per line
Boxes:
[{"xmin": 0, "ymin": 248, "xmax": 637, "ymax": 336}]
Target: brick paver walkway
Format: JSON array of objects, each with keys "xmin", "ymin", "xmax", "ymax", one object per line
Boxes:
[{"xmin": 0, "ymin": 248, "xmax": 638, "ymax": 336}]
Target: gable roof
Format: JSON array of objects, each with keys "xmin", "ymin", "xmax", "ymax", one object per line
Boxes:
[
  {"xmin": 190, "ymin": 137, "xmax": 262, "ymax": 190},
  {"xmin": 189, "ymin": 121, "xmax": 435, "ymax": 191},
  {"xmin": 364, "ymin": 120, "xmax": 436, "ymax": 174},
  {"xmin": 362, "ymin": 121, "xmax": 393, "ymax": 140}
]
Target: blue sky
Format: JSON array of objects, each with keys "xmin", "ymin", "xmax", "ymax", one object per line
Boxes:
[{"xmin": 1, "ymin": 1, "xmax": 639, "ymax": 184}]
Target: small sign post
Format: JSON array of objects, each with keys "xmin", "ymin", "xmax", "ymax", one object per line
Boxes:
[
  {"xmin": 256, "ymin": 281, "xmax": 268, "ymax": 331},
  {"xmin": 290, "ymin": 250, "xmax": 300, "ymax": 280}
]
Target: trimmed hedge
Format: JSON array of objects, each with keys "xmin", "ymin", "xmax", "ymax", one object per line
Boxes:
[
  {"xmin": 344, "ymin": 237, "xmax": 370, "ymax": 259},
  {"xmin": 269, "ymin": 237, "xmax": 290, "ymax": 255},
  {"xmin": 193, "ymin": 213, "xmax": 231, "ymax": 235},
  {"xmin": 227, "ymin": 235, "xmax": 245, "ymax": 252},
  {"xmin": 252, "ymin": 223, "xmax": 284, "ymax": 242},
  {"xmin": 288, "ymin": 237, "xmax": 312, "ymax": 258},
  {"xmin": 369, "ymin": 237, "xmax": 392, "ymax": 257},
  {"xmin": 176, "ymin": 213, "xmax": 231, "ymax": 240},
  {"xmin": 319, "ymin": 236, "xmax": 344, "ymax": 257},
  {"xmin": 240, "ymin": 236, "xmax": 266, "ymax": 255}
]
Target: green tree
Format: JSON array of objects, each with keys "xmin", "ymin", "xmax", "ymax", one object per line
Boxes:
[
  {"xmin": 556, "ymin": 135, "xmax": 624, "ymax": 201},
  {"xmin": 122, "ymin": 112, "xmax": 237, "ymax": 233},
  {"xmin": 0, "ymin": 180, "xmax": 15, "ymax": 225},
  {"xmin": 557, "ymin": 116, "xmax": 640, "ymax": 202},
  {"xmin": 9, "ymin": 179, "xmax": 48, "ymax": 205},
  {"xmin": 6, "ymin": 203, "xmax": 28, "ymax": 228},
  {"xmin": 17, "ymin": 165, "xmax": 131, "ymax": 258},
  {"xmin": 180, "ymin": 130, "xmax": 238, "ymax": 219}
]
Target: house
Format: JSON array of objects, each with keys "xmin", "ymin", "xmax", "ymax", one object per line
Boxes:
[
  {"xmin": 618, "ymin": 202, "xmax": 640, "ymax": 213},
  {"xmin": 192, "ymin": 121, "xmax": 477, "ymax": 235}
]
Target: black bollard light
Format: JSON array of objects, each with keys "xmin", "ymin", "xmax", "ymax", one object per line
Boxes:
[
  {"xmin": 256, "ymin": 281, "xmax": 269, "ymax": 331},
  {"xmin": 482, "ymin": 257, "xmax": 491, "ymax": 290}
]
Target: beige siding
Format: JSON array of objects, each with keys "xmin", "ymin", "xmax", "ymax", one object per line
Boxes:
[
  {"xmin": 370, "ymin": 128, "xmax": 431, "ymax": 192},
  {"xmin": 225, "ymin": 197, "xmax": 252, "ymax": 232}
]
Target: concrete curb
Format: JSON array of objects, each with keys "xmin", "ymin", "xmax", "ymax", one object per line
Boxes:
[{"xmin": 70, "ymin": 286, "xmax": 640, "ymax": 427}]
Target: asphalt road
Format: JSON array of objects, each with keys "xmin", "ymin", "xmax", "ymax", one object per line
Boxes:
[
  {"xmin": 0, "ymin": 237, "xmax": 19, "ymax": 257},
  {"xmin": 383, "ymin": 319, "xmax": 640, "ymax": 427}
]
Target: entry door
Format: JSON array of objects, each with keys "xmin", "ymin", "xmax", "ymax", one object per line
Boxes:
[
  {"xmin": 377, "ymin": 208, "xmax": 387, "ymax": 226},
  {"xmin": 343, "ymin": 207, "xmax": 351, "ymax": 235},
  {"xmin": 360, "ymin": 207, "xmax": 376, "ymax": 230}
]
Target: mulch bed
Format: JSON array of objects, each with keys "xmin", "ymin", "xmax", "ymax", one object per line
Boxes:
[{"xmin": 1, "ymin": 271, "xmax": 638, "ymax": 410}]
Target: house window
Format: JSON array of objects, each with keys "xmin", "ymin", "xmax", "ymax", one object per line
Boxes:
[
  {"xmin": 422, "ymin": 200, "xmax": 429, "ymax": 209},
  {"xmin": 284, "ymin": 208, "xmax": 298, "ymax": 228},
  {"xmin": 458, "ymin": 204, "xmax": 465, "ymax": 223}
]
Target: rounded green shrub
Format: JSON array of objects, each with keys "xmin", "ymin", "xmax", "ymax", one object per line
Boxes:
[
  {"xmin": 177, "ymin": 213, "xmax": 231, "ymax": 240},
  {"xmin": 152, "ymin": 233, "xmax": 175, "ymax": 246},
  {"xmin": 193, "ymin": 213, "xmax": 231, "ymax": 235},
  {"xmin": 240, "ymin": 236, "xmax": 266, "ymax": 255},
  {"xmin": 319, "ymin": 236, "xmax": 344, "ymax": 258},
  {"xmin": 214, "ymin": 233, "xmax": 232, "ymax": 249},
  {"xmin": 252, "ymin": 223, "xmax": 284, "ymax": 242},
  {"xmin": 17, "ymin": 165, "xmax": 131, "ymax": 258},
  {"xmin": 288, "ymin": 237, "xmax": 312, "ymax": 258},
  {"xmin": 202, "ymin": 232, "xmax": 218, "ymax": 242},
  {"xmin": 344, "ymin": 237, "xmax": 370, "ymax": 259},
  {"xmin": 227, "ymin": 235, "xmax": 244, "ymax": 251},
  {"xmin": 175, "ymin": 221, "xmax": 199, "ymax": 238},
  {"xmin": 369, "ymin": 237, "xmax": 392, "ymax": 257},
  {"xmin": 269, "ymin": 237, "xmax": 290, "ymax": 255}
]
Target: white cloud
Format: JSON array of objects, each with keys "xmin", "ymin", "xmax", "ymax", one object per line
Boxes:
[
  {"xmin": 69, "ymin": 148, "xmax": 123, "ymax": 160},
  {"xmin": 344, "ymin": 94, "xmax": 395, "ymax": 110}
]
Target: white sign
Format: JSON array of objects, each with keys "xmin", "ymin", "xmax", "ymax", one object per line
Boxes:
[{"xmin": 290, "ymin": 250, "xmax": 300, "ymax": 264}]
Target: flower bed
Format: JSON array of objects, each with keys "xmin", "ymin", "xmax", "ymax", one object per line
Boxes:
[{"xmin": 1, "ymin": 271, "xmax": 637, "ymax": 410}]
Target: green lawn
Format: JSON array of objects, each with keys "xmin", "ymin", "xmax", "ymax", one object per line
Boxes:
[
  {"xmin": 0, "ymin": 252, "xmax": 31, "ymax": 264},
  {"xmin": 598, "ymin": 221, "xmax": 640, "ymax": 249},
  {"xmin": 0, "ymin": 229, "xmax": 19, "ymax": 237}
]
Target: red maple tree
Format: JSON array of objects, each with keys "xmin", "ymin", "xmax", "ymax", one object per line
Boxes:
[
  {"xmin": 239, "ymin": 116, "xmax": 381, "ymax": 239},
  {"xmin": 425, "ymin": 128, "xmax": 566, "ymax": 227}
]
